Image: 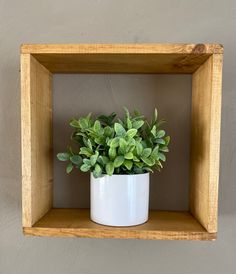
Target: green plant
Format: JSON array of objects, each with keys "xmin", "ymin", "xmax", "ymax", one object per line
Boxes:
[{"xmin": 57, "ymin": 108, "xmax": 170, "ymax": 178}]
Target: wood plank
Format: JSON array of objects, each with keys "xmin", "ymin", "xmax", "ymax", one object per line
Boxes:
[
  {"xmin": 190, "ymin": 54, "xmax": 223, "ymax": 233},
  {"xmin": 20, "ymin": 44, "xmax": 223, "ymax": 73},
  {"xmin": 23, "ymin": 209, "xmax": 216, "ymax": 240},
  {"xmin": 21, "ymin": 43, "xmax": 223, "ymax": 54},
  {"xmin": 21, "ymin": 54, "xmax": 53, "ymax": 227},
  {"xmin": 29, "ymin": 53, "xmax": 210, "ymax": 74}
]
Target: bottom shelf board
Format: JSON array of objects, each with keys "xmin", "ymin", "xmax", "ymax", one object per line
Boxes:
[{"xmin": 23, "ymin": 209, "xmax": 216, "ymax": 240}]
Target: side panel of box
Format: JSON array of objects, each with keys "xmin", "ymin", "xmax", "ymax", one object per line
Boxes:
[
  {"xmin": 190, "ymin": 54, "xmax": 223, "ymax": 232},
  {"xmin": 21, "ymin": 54, "xmax": 53, "ymax": 227}
]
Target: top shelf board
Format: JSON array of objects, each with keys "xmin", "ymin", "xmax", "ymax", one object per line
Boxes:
[{"xmin": 20, "ymin": 43, "xmax": 223, "ymax": 74}]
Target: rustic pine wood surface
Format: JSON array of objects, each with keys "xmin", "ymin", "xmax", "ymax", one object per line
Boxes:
[
  {"xmin": 190, "ymin": 54, "xmax": 223, "ymax": 233},
  {"xmin": 23, "ymin": 209, "xmax": 216, "ymax": 240},
  {"xmin": 20, "ymin": 44, "xmax": 223, "ymax": 74},
  {"xmin": 21, "ymin": 54, "xmax": 53, "ymax": 227}
]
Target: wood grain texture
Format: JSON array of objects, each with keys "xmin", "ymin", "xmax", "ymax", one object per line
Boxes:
[
  {"xmin": 28, "ymin": 53, "xmax": 210, "ymax": 74},
  {"xmin": 21, "ymin": 43, "xmax": 223, "ymax": 54},
  {"xmin": 20, "ymin": 44, "xmax": 223, "ymax": 74},
  {"xmin": 21, "ymin": 54, "xmax": 53, "ymax": 227},
  {"xmin": 23, "ymin": 209, "xmax": 216, "ymax": 240},
  {"xmin": 190, "ymin": 54, "xmax": 223, "ymax": 233}
]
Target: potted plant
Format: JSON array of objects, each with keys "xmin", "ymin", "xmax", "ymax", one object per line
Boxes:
[{"xmin": 57, "ymin": 108, "xmax": 170, "ymax": 226}]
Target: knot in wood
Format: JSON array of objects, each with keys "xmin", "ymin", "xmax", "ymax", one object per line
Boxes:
[{"xmin": 193, "ymin": 44, "xmax": 206, "ymax": 54}]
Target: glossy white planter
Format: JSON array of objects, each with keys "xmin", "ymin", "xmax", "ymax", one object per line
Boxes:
[{"xmin": 90, "ymin": 173, "xmax": 149, "ymax": 226}]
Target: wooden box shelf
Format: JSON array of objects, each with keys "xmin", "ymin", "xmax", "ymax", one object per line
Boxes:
[
  {"xmin": 21, "ymin": 44, "xmax": 223, "ymax": 240},
  {"xmin": 23, "ymin": 209, "xmax": 215, "ymax": 240}
]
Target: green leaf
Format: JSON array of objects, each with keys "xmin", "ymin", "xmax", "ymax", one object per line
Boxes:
[
  {"xmin": 158, "ymin": 152, "xmax": 166, "ymax": 162},
  {"xmin": 128, "ymin": 145, "xmax": 135, "ymax": 152},
  {"xmin": 94, "ymin": 120, "xmax": 101, "ymax": 133},
  {"xmin": 114, "ymin": 123, "xmax": 126, "ymax": 136},
  {"xmin": 124, "ymin": 152, "xmax": 133, "ymax": 159},
  {"xmin": 151, "ymin": 125, "xmax": 156, "ymax": 136},
  {"xmin": 123, "ymin": 107, "xmax": 131, "ymax": 129},
  {"xmin": 151, "ymin": 145, "xmax": 159, "ymax": 159},
  {"xmin": 57, "ymin": 153, "xmax": 70, "ymax": 161},
  {"xmin": 76, "ymin": 132, "xmax": 86, "ymax": 137},
  {"xmin": 80, "ymin": 164, "xmax": 91, "ymax": 172},
  {"xmin": 93, "ymin": 164, "xmax": 102, "ymax": 178},
  {"xmin": 70, "ymin": 155, "xmax": 82, "ymax": 165},
  {"xmin": 94, "ymin": 137, "xmax": 105, "ymax": 145},
  {"xmin": 124, "ymin": 160, "xmax": 133, "ymax": 170},
  {"xmin": 141, "ymin": 157, "xmax": 155, "ymax": 166},
  {"xmin": 79, "ymin": 147, "xmax": 93, "ymax": 157},
  {"xmin": 132, "ymin": 120, "xmax": 144, "ymax": 129},
  {"xmin": 104, "ymin": 126, "xmax": 113, "ymax": 137},
  {"xmin": 136, "ymin": 142, "xmax": 143, "ymax": 156},
  {"xmin": 119, "ymin": 138, "xmax": 127, "ymax": 154},
  {"xmin": 79, "ymin": 117, "xmax": 89, "ymax": 129},
  {"xmin": 66, "ymin": 162, "xmax": 73, "ymax": 173},
  {"xmin": 87, "ymin": 139, "xmax": 93, "ymax": 150},
  {"xmin": 155, "ymin": 138, "xmax": 166, "ymax": 145},
  {"xmin": 106, "ymin": 162, "xmax": 114, "ymax": 176},
  {"xmin": 108, "ymin": 147, "xmax": 116, "ymax": 160},
  {"xmin": 114, "ymin": 156, "xmax": 125, "ymax": 168},
  {"xmin": 156, "ymin": 161, "xmax": 163, "ymax": 169},
  {"xmin": 126, "ymin": 128, "xmax": 137, "ymax": 138},
  {"xmin": 127, "ymin": 118, "xmax": 132, "ymax": 129},
  {"xmin": 95, "ymin": 163, "xmax": 102, "ymax": 173},
  {"xmin": 83, "ymin": 159, "xmax": 91, "ymax": 166},
  {"xmin": 153, "ymin": 108, "xmax": 158, "ymax": 122},
  {"xmin": 135, "ymin": 162, "xmax": 144, "ymax": 168},
  {"xmin": 69, "ymin": 119, "xmax": 80, "ymax": 128},
  {"xmin": 127, "ymin": 138, "xmax": 135, "ymax": 148},
  {"xmin": 133, "ymin": 156, "xmax": 140, "ymax": 162},
  {"xmin": 108, "ymin": 137, "xmax": 120, "ymax": 148},
  {"xmin": 141, "ymin": 140, "xmax": 148, "ymax": 149},
  {"xmin": 142, "ymin": 148, "xmax": 152, "ymax": 158},
  {"xmin": 90, "ymin": 151, "xmax": 99, "ymax": 166},
  {"xmin": 156, "ymin": 130, "xmax": 165, "ymax": 138},
  {"xmin": 124, "ymin": 107, "xmax": 130, "ymax": 118},
  {"xmin": 164, "ymin": 136, "xmax": 170, "ymax": 146},
  {"xmin": 101, "ymin": 156, "xmax": 109, "ymax": 165},
  {"xmin": 143, "ymin": 167, "xmax": 154, "ymax": 173},
  {"xmin": 159, "ymin": 146, "xmax": 169, "ymax": 152},
  {"xmin": 86, "ymin": 112, "xmax": 92, "ymax": 120}
]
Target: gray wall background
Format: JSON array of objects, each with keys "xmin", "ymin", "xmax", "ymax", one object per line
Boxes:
[{"xmin": 0, "ymin": 1, "xmax": 236, "ymax": 273}]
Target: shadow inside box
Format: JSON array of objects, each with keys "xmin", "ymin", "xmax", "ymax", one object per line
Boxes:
[{"xmin": 52, "ymin": 74, "xmax": 191, "ymax": 211}]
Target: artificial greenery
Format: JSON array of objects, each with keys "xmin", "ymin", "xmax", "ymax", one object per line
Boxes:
[{"xmin": 57, "ymin": 108, "xmax": 170, "ymax": 178}]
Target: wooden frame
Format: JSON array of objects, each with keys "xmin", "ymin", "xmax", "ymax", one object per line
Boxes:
[{"xmin": 21, "ymin": 44, "xmax": 223, "ymax": 240}]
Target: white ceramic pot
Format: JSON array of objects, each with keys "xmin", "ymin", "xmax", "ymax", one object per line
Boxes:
[{"xmin": 90, "ymin": 173, "xmax": 149, "ymax": 226}]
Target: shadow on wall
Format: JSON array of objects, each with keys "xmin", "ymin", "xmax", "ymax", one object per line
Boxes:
[{"xmin": 53, "ymin": 74, "xmax": 191, "ymax": 211}]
